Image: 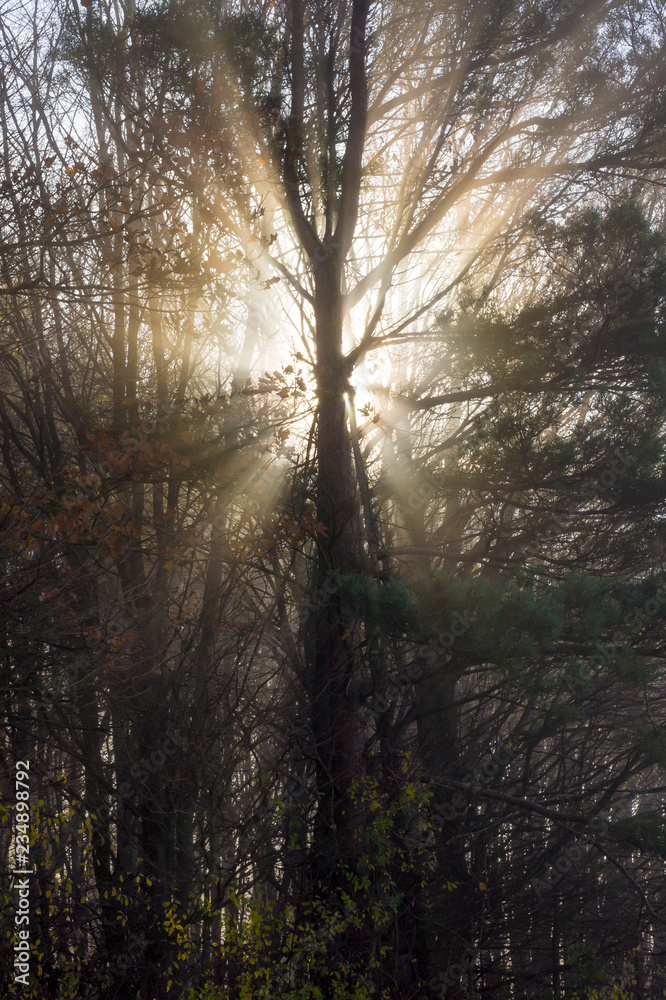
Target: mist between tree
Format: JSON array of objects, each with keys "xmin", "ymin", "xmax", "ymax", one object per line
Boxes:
[{"xmin": 2, "ymin": 0, "xmax": 666, "ymax": 998}]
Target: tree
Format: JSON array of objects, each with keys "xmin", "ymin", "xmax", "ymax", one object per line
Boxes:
[{"xmin": 2, "ymin": 0, "xmax": 666, "ymax": 998}]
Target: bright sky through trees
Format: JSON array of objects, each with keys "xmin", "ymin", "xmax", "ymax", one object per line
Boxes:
[{"xmin": 2, "ymin": 1, "xmax": 666, "ymax": 998}]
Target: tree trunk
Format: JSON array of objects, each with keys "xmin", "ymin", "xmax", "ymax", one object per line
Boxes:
[{"xmin": 309, "ymin": 258, "xmax": 364, "ymax": 881}]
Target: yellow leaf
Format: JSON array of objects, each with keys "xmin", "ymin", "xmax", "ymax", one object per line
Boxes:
[{"xmin": 479, "ymin": 881, "xmax": 487, "ymax": 891}]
